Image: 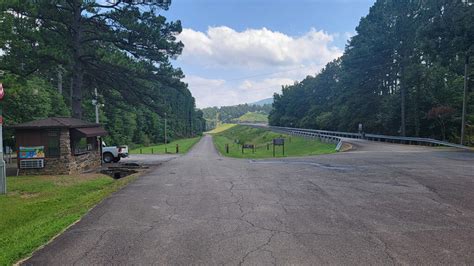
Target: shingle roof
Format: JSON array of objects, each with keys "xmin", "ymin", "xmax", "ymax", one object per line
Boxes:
[{"xmin": 10, "ymin": 117, "xmax": 101, "ymax": 129}]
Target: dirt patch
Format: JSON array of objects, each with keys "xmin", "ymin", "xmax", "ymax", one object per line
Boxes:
[
  {"xmin": 339, "ymin": 142, "xmax": 354, "ymax": 152},
  {"xmin": 19, "ymin": 192, "xmax": 40, "ymax": 199}
]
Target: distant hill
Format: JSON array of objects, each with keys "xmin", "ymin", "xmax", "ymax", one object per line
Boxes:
[
  {"xmin": 201, "ymin": 103, "xmax": 272, "ymax": 131},
  {"xmin": 233, "ymin": 112, "xmax": 268, "ymax": 124},
  {"xmin": 249, "ymin": 98, "xmax": 273, "ymax": 106}
]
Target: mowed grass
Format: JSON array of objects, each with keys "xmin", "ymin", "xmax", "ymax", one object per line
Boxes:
[
  {"xmin": 130, "ymin": 136, "xmax": 202, "ymax": 154},
  {"xmin": 212, "ymin": 125, "xmax": 336, "ymax": 159},
  {"xmin": 206, "ymin": 123, "xmax": 237, "ymax": 134},
  {"xmin": 234, "ymin": 112, "xmax": 268, "ymax": 123},
  {"xmin": 0, "ymin": 174, "xmax": 137, "ymax": 265}
]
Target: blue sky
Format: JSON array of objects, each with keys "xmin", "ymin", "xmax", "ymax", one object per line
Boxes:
[{"xmin": 162, "ymin": 0, "xmax": 376, "ymax": 108}]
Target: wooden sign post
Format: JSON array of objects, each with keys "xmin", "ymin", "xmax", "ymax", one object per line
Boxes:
[
  {"xmin": 273, "ymin": 138, "xmax": 285, "ymax": 157},
  {"xmin": 242, "ymin": 144, "xmax": 255, "ymax": 154}
]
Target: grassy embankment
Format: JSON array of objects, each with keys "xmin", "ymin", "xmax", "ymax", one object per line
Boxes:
[
  {"xmin": 0, "ymin": 174, "xmax": 137, "ymax": 265},
  {"xmin": 130, "ymin": 136, "xmax": 202, "ymax": 154},
  {"xmin": 206, "ymin": 123, "xmax": 237, "ymax": 134},
  {"xmin": 212, "ymin": 124, "xmax": 336, "ymax": 158},
  {"xmin": 233, "ymin": 112, "xmax": 268, "ymax": 124}
]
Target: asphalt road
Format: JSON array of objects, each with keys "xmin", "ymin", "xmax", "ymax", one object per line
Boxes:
[{"xmin": 25, "ymin": 135, "xmax": 474, "ymax": 265}]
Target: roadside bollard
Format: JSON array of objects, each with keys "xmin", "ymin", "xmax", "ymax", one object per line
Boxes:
[
  {"xmin": 140, "ymin": 148, "xmax": 142, "ymax": 154},
  {"xmin": 176, "ymin": 144, "xmax": 179, "ymax": 153},
  {"xmin": 151, "ymin": 148, "xmax": 154, "ymax": 154},
  {"xmin": 225, "ymin": 144, "xmax": 229, "ymax": 154}
]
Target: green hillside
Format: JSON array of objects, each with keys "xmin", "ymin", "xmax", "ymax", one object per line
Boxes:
[
  {"xmin": 234, "ymin": 112, "xmax": 268, "ymax": 123},
  {"xmin": 212, "ymin": 125, "xmax": 336, "ymax": 158}
]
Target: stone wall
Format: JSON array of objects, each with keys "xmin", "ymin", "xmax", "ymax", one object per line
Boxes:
[
  {"xmin": 69, "ymin": 151, "xmax": 101, "ymax": 174},
  {"xmin": 19, "ymin": 129, "xmax": 101, "ymax": 175}
]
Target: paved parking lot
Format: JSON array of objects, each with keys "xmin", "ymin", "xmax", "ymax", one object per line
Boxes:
[{"xmin": 26, "ymin": 136, "xmax": 474, "ymax": 265}]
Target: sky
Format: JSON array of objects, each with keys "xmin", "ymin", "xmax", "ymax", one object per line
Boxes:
[{"xmin": 162, "ymin": 0, "xmax": 376, "ymax": 108}]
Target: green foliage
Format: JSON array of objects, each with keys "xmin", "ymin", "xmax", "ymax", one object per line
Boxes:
[
  {"xmin": 0, "ymin": 174, "xmax": 137, "ymax": 265},
  {"xmin": 3, "ymin": 74, "xmax": 70, "ymax": 124},
  {"xmin": 212, "ymin": 125, "xmax": 336, "ymax": 158},
  {"xmin": 234, "ymin": 112, "xmax": 268, "ymax": 123},
  {"xmin": 206, "ymin": 123, "xmax": 237, "ymax": 134},
  {"xmin": 0, "ymin": 1, "xmax": 205, "ymax": 146},
  {"xmin": 269, "ymin": 0, "xmax": 474, "ymax": 144},
  {"xmin": 130, "ymin": 136, "xmax": 202, "ymax": 154},
  {"xmin": 202, "ymin": 104, "xmax": 272, "ymax": 130}
]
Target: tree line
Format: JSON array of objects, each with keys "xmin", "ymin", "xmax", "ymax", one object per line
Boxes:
[
  {"xmin": 202, "ymin": 104, "xmax": 272, "ymax": 130},
  {"xmin": 269, "ymin": 0, "xmax": 473, "ymax": 144},
  {"xmin": 0, "ymin": 0, "xmax": 205, "ymax": 146}
]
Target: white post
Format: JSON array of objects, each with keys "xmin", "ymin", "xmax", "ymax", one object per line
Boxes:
[{"xmin": 92, "ymin": 88, "xmax": 101, "ymax": 163}]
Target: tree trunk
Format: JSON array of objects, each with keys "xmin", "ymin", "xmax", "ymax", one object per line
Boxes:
[
  {"xmin": 72, "ymin": 62, "xmax": 84, "ymax": 119},
  {"xmin": 71, "ymin": 0, "xmax": 83, "ymax": 119},
  {"xmin": 57, "ymin": 67, "xmax": 63, "ymax": 94}
]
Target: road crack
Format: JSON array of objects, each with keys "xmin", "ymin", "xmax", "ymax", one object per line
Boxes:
[{"xmin": 238, "ymin": 232, "xmax": 277, "ymax": 266}]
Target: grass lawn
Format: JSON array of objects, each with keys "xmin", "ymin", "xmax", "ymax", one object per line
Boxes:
[
  {"xmin": 206, "ymin": 123, "xmax": 237, "ymax": 134},
  {"xmin": 233, "ymin": 112, "xmax": 268, "ymax": 124},
  {"xmin": 0, "ymin": 173, "xmax": 137, "ymax": 265},
  {"xmin": 130, "ymin": 136, "xmax": 202, "ymax": 154},
  {"xmin": 212, "ymin": 125, "xmax": 336, "ymax": 159}
]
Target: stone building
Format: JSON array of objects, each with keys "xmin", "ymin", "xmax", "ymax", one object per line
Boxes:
[{"xmin": 10, "ymin": 117, "xmax": 107, "ymax": 175}]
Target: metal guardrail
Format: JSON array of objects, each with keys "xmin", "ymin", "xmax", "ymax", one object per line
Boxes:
[{"xmin": 245, "ymin": 124, "xmax": 472, "ymax": 151}]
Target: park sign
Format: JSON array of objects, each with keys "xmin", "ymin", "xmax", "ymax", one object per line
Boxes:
[
  {"xmin": 19, "ymin": 146, "xmax": 45, "ymax": 159},
  {"xmin": 272, "ymin": 138, "xmax": 285, "ymax": 157},
  {"xmin": 273, "ymin": 138, "xmax": 285, "ymax": 146},
  {"xmin": 242, "ymin": 144, "xmax": 255, "ymax": 154}
]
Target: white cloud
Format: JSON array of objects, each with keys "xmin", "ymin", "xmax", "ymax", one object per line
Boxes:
[
  {"xmin": 184, "ymin": 75, "xmax": 237, "ymax": 108},
  {"xmin": 178, "ymin": 26, "xmax": 345, "ymax": 108},
  {"xmin": 178, "ymin": 26, "xmax": 342, "ymax": 69},
  {"xmin": 186, "ymin": 75, "xmax": 300, "ymax": 108}
]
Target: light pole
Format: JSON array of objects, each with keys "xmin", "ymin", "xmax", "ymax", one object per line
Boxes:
[
  {"xmin": 92, "ymin": 88, "xmax": 102, "ymax": 163},
  {"xmin": 92, "ymin": 88, "xmax": 99, "ymax": 123}
]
